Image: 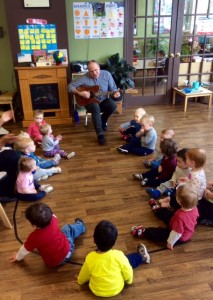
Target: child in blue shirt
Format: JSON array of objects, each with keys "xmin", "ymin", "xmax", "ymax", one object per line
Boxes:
[{"xmin": 117, "ymin": 114, "xmax": 157, "ymax": 156}]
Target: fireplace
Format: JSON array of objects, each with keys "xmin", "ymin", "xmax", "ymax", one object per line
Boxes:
[
  {"xmin": 15, "ymin": 66, "xmax": 72, "ymax": 127},
  {"xmin": 30, "ymin": 83, "xmax": 60, "ymax": 110}
]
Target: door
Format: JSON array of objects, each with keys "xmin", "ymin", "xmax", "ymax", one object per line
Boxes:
[
  {"xmin": 177, "ymin": 0, "xmax": 213, "ymax": 90},
  {"xmin": 124, "ymin": 0, "xmax": 178, "ymax": 107},
  {"xmin": 124, "ymin": 0, "xmax": 213, "ymax": 108}
]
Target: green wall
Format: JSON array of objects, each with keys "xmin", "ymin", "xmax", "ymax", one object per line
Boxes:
[
  {"xmin": 0, "ymin": 0, "xmax": 15, "ymax": 92},
  {"xmin": 65, "ymin": 0, "xmax": 123, "ymax": 63},
  {"xmin": 0, "ymin": 0, "xmax": 124, "ymax": 90}
]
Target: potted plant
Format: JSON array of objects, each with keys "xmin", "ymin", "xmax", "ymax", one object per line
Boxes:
[
  {"xmin": 180, "ymin": 42, "xmax": 191, "ymax": 62},
  {"xmin": 106, "ymin": 53, "xmax": 136, "ymax": 92}
]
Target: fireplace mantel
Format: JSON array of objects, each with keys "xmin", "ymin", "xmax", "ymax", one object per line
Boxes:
[{"xmin": 15, "ymin": 65, "xmax": 72, "ymax": 127}]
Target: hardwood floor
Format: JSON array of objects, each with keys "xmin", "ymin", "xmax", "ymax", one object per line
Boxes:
[{"xmin": 0, "ymin": 101, "xmax": 213, "ymax": 300}]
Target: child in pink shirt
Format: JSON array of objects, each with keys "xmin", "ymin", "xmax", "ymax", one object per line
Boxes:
[
  {"xmin": 27, "ymin": 109, "xmax": 46, "ymax": 145},
  {"xmin": 16, "ymin": 157, "xmax": 53, "ymax": 201}
]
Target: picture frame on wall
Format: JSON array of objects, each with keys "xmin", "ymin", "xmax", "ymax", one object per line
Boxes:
[{"xmin": 23, "ymin": 0, "xmax": 50, "ymax": 8}]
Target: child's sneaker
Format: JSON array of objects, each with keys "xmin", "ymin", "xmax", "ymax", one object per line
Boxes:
[
  {"xmin": 75, "ymin": 218, "xmax": 86, "ymax": 233},
  {"xmin": 37, "ymin": 174, "xmax": 49, "ymax": 181},
  {"xmin": 0, "ymin": 171, "xmax": 7, "ymax": 180},
  {"xmin": 143, "ymin": 160, "xmax": 152, "ymax": 168},
  {"xmin": 141, "ymin": 178, "xmax": 148, "ymax": 186},
  {"xmin": 138, "ymin": 243, "xmax": 150, "ymax": 264},
  {"xmin": 133, "ymin": 173, "xmax": 143, "ymax": 180},
  {"xmin": 149, "ymin": 198, "xmax": 156, "ymax": 207},
  {"xmin": 152, "ymin": 204, "xmax": 160, "ymax": 211},
  {"xmin": 39, "ymin": 184, "xmax": 51, "ymax": 191},
  {"xmin": 51, "ymin": 167, "xmax": 62, "ymax": 174},
  {"xmin": 67, "ymin": 152, "xmax": 75, "ymax": 159},
  {"xmin": 53, "ymin": 154, "xmax": 61, "ymax": 165},
  {"xmin": 131, "ymin": 225, "xmax": 145, "ymax": 237},
  {"xmin": 145, "ymin": 188, "xmax": 161, "ymax": 199},
  {"xmin": 117, "ymin": 146, "xmax": 129, "ymax": 154},
  {"xmin": 43, "ymin": 185, "xmax": 53, "ymax": 193}
]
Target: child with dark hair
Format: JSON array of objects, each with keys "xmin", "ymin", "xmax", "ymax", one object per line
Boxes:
[
  {"xmin": 10, "ymin": 203, "xmax": 86, "ymax": 267},
  {"xmin": 77, "ymin": 220, "xmax": 150, "ymax": 297},
  {"xmin": 146, "ymin": 148, "xmax": 190, "ymax": 200},
  {"xmin": 133, "ymin": 138, "xmax": 178, "ymax": 187},
  {"xmin": 131, "ymin": 184, "xmax": 199, "ymax": 250},
  {"xmin": 16, "ymin": 157, "xmax": 53, "ymax": 201}
]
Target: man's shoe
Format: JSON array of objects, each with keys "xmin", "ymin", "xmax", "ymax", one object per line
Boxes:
[
  {"xmin": 138, "ymin": 243, "xmax": 151, "ymax": 263},
  {"xmin": 117, "ymin": 146, "xmax": 128, "ymax": 153},
  {"xmin": 145, "ymin": 188, "xmax": 161, "ymax": 199},
  {"xmin": 98, "ymin": 134, "xmax": 106, "ymax": 145},
  {"xmin": 102, "ymin": 123, "xmax": 108, "ymax": 131}
]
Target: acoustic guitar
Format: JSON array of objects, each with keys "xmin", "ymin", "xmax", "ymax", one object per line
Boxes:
[{"xmin": 75, "ymin": 85, "xmax": 138, "ymax": 107}]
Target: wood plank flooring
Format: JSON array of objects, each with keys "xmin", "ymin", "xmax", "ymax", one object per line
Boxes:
[{"xmin": 0, "ymin": 101, "xmax": 213, "ymax": 300}]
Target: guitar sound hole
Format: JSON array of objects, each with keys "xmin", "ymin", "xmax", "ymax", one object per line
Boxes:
[{"xmin": 90, "ymin": 92, "xmax": 95, "ymax": 98}]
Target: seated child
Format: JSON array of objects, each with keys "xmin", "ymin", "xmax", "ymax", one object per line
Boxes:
[
  {"xmin": 146, "ymin": 148, "xmax": 190, "ymax": 200},
  {"xmin": 119, "ymin": 107, "xmax": 146, "ymax": 141},
  {"xmin": 27, "ymin": 109, "xmax": 46, "ymax": 145},
  {"xmin": 16, "ymin": 157, "xmax": 53, "ymax": 201},
  {"xmin": 10, "ymin": 203, "xmax": 86, "ymax": 267},
  {"xmin": 14, "ymin": 135, "xmax": 61, "ymax": 181},
  {"xmin": 40, "ymin": 123, "xmax": 75, "ymax": 159},
  {"xmin": 197, "ymin": 180, "xmax": 213, "ymax": 226},
  {"xmin": 117, "ymin": 114, "xmax": 157, "ymax": 156},
  {"xmin": 133, "ymin": 139, "xmax": 178, "ymax": 187},
  {"xmin": 131, "ymin": 184, "xmax": 199, "ymax": 250},
  {"xmin": 77, "ymin": 220, "xmax": 150, "ymax": 297},
  {"xmin": 144, "ymin": 128, "xmax": 175, "ymax": 168},
  {"xmin": 157, "ymin": 148, "xmax": 206, "ymax": 210}
]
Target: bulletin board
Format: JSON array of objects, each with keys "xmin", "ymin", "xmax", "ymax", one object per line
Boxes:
[
  {"xmin": 73, "ymin": 2, "xmax": 124, "ymax": 39},
  {"xmin": 18, "ymin": 24, "xmax": 58, "ymax": 54}
]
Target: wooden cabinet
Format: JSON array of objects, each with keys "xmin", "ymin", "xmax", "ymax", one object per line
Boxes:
[{"xmin": 15, "ymin": 66, "xmax": 72, "ymax": 127}]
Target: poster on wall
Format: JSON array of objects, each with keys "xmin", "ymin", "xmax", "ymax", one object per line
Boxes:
[
  {"xmin": 73, "ymin": 2, "xmax": 124, "ymax": 39},
  {"xmin": 18, "ymin": 24, "xmax": 58, "ymax": 54}
]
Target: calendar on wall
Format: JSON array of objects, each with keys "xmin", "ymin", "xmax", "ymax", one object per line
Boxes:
[{"xmin": 73, "ymin": 2, "xmax": 124, "ymax": 39}]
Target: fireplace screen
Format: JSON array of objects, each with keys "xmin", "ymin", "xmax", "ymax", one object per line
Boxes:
[{"xmin": 30, "ymin": 83, "xmax": 60, "ymax": 110}]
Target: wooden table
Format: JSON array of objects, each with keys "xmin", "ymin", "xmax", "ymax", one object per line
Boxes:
[{"xmin": 172, "ymin": 87, "xmax": 212, "ymax": 112}]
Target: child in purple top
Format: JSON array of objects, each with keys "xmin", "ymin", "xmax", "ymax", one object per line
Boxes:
[
  {"xmin": 133, "ymin": 139, "xmax": 178, "ymax": 187},
  {"xmin": 40, "ymin": 123, "xmax": 75, "ymax": 159}
]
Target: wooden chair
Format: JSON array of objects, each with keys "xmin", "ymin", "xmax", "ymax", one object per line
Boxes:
[
  {"xmin": 0, "ymin": 91, "xmax": 16, "ymax": 123},
  {"xmin": 0, "ymin": 171, "xmax": 12, "ymax": 228},
  {"xmin": 0, "ymin": 203, "xmax": 12, "ymax": 228}
]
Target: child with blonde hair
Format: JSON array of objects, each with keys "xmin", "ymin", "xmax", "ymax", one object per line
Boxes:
[
  {"xmin": 27, "ymin": 110, "xmax": 46, "ymax": 145},
  {"xmin": 40, "ymin": 123, "xmax": 75, "ymax": 159},
  {"xmin": 119, "ymin": 107, "xmax": 146, "ymax": 141},
  {"xmin": 14, "ymin": 136, "xmax": 61, "ymax": 182},
  {"xmin": 131, "ymin": 184, "xmax": 199, "ymax": 250},
  {"xmin": 16, "ymin": 157, "xmax": 53, "ymax": 201},
  {"xmin": 156, "ymin": 148, "xmax": 206, "ymax": 210},
  {"xmin": 117, "ymin": 114, "xmax": 157, "ymax": 155},
  {"xmin": 144, "ymin": 128, "xmax": 175, "ymax": 168}
]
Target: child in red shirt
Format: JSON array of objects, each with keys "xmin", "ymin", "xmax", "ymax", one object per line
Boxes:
[
  {"xmin": 131, "ymin": 184, "xmax": 199, "ymax": 250},
  {"xmin": 27, "ymin": 109, "xmax": 46, "ymax": 145},
  {"xmin": 10, "ymin": 203, "xmax": 86, "ymax": 267}
]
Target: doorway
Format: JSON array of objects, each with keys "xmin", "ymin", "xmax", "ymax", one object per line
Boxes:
[{"xmin": 124, "ymin": 0, "xmax": 213, "ymax": 108}]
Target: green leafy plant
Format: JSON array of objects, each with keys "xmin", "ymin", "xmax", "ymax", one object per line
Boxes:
[{"xmin": 106, "ymin": 53, "xmax": 136, "ymax": 91}]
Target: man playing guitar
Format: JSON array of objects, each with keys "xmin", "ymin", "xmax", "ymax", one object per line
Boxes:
[{"xmin": 68, "ymin": 60, "xmax": 121, "ymax": 145}]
